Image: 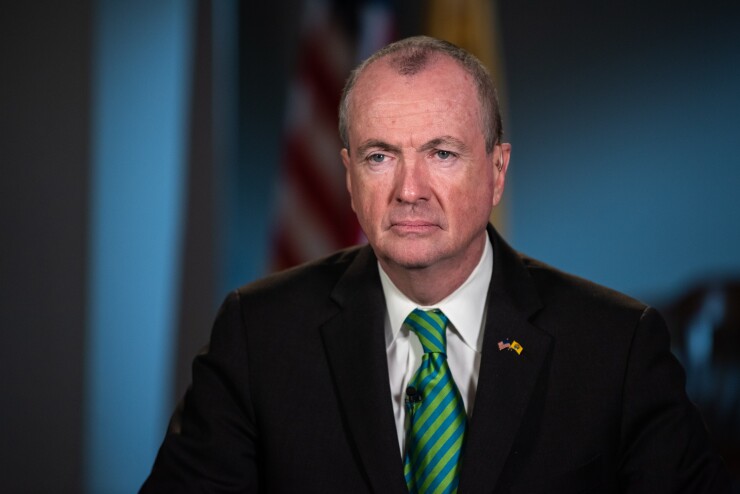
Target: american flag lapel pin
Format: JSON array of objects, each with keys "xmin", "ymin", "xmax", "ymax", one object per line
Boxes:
[{"xmin": 498, "ymin": 338, "xmax": 523, "ymax": 355}]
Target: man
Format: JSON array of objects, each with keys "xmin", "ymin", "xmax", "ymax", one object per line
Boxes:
[{"xmin": 141, "ymin": 37, "xmax": 730, "ymax": 493}]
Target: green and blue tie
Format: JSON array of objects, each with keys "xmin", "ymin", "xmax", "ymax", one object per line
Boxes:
[{"xmin": 403, "ymin": 309, "xmax": 467, "ymax": 494}]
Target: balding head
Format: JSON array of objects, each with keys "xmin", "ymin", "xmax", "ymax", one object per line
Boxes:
[{"xmin": 338, "ymin": 36, "xmax": 503, "ymax": 154}]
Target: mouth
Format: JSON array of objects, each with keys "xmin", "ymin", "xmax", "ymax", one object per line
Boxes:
[{"xmin": 389, "ymin": 220, "xmax": 439, "ymax": 235}]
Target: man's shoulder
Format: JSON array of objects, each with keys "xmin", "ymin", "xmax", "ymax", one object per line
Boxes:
[
  {"xmin": 517, "ymin": 252, "xmax": 648, "ymax": 317},
  {"xmin": 489, "ymin": 225, "xmax": 646, "ymax": 320},
  {"xmin": 211, "ymin": 244, "xmax": 381, "ymax": 343},
  {"xmin": 228, "ymin": 244, "xmax": 372, "ymax": 309},
  {"xmin": 512, "ymin": 252, "xmax": 658, "ymax": 366}
]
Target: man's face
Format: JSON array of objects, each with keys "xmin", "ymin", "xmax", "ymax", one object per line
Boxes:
[{"xmin": 341, "ymin": 55, "xmax": 509, "ymax": 277}]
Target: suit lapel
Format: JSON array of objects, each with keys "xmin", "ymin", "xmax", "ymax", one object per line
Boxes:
[
  {"xmin": 459, "ymin": 227, "xmax": 552, "ymax": 493},
  {"xmin": 320, "ymin": 247, "xmax": 408, "ymax": 494},
  {"xmin": 319, "ymin": 228, "xmax": 552, "ymax": 493}
]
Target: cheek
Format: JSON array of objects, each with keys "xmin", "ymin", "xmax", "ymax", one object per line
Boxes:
[
  {"xmin": 448, "ymin": 176, "xmax": 494, "ymax": 225},
  {"xmin": 348, "ymin": 172, "xmax": 366, "ymax": 207},
  {"xmin": 353, "ymin": 172, "xmax": 389, "ymax": 204},
  {"xmin": 350, "ymin": 182, "xmax": 381, "ymax": 226}
]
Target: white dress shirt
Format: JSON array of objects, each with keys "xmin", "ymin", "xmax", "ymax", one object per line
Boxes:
[{"xmin": 379, "ymin": 237, "xmax": 493, "ymax": 456}]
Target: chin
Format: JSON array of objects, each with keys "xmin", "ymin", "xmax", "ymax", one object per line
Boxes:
[
  {"xmin": 389, "ymin": 258, "xmax": 434, "ymax": 270},
  {"xmin": 379, "ymin": 244, "xmax": 442, "ymax": 271}
]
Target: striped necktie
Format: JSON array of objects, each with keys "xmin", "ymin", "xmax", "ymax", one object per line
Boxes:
[{"xmin": 403, "ymin": 309, "xmax": 467, "ymax": 494}]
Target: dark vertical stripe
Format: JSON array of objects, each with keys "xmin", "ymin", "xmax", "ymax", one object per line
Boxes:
[
  {"xmin": 0, "ymin": 2, "xmax": 91, "ymax": 491},
  {"xmin": 230, "ymin": 0, "xmax": 302, "ymax": 286},
  {"xmin": 173, "ymin": 0, "xmax": 217, "ymax": 407}
]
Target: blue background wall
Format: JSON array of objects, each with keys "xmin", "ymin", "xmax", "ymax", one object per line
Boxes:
[
  {"xmin": 2, "ymin": 0, "xmax": 738, "ymax": 492},
  {"xmin": 503, "ymin": 1, "xmax": 740, "ymax": 302},
  {"xmin": 85, "ymin": 1, "xmax": 194, "ymax": 491}
]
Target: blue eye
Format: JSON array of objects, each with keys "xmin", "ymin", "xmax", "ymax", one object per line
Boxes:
[
  {"xmin": 369, "ymin": 153, "xmax": 386, "ymax": 163},
  {"xmin": 436, "ymin": 150, "xmax": 454, "ymax": 160}
]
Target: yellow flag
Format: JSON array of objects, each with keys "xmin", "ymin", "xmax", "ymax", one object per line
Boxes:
[
  {"xmin": 511, "ymin": 340, "xmax": 523, "ymax": 355},
  {"xmin": 426, "ymin": 0, "xmax": 509, "ymax": 233}
]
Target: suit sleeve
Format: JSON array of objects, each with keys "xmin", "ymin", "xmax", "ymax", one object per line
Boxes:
[
  {"xmin": 617, "ymin": 307, "xmax": 731, "ymax": 493},
  {"xmin": 139, "ymin": 291, "xmax": 259, "ymax": 493}
]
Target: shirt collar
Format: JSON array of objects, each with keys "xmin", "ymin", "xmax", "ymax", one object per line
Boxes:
[{"xmin": 380, "ymin": 236, "xmax": 493, "ymax": 352}]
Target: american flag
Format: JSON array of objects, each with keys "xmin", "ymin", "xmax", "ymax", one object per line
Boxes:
[{"xmin": 271, "ymin": 0, "xmax": 395, "ymax": 271}]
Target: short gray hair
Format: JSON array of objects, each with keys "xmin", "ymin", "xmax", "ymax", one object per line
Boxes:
[{"xmin": 338, "ymin": 36, "xmax": 503, "ymax": 154}]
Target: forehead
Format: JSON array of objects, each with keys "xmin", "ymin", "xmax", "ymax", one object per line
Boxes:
[{"xmin": 349, "ymin": 55, "xmax": 480, "ymax": 128}]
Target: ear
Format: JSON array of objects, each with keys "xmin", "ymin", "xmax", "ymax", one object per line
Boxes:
[
  {"xmin": 341, "ymin": 148, "xmax": 356, "ymax": 212},
  {"xmin": 492, "ymin": 143, "xmax": 511, "ymax": 207}
]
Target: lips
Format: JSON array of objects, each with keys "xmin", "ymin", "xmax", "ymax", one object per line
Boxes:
[{"xmin": 389, "ymin": 220, "xmax": 439, "ymax": 234}]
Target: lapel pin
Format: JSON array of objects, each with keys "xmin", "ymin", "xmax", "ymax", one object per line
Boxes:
[
  {"xmin": 498, "ymin": 338, "xmax": 523, "ymax": 355},
  {"xmin": 510, "ymin": 340, "xmax": 523, "ymax": 355}
]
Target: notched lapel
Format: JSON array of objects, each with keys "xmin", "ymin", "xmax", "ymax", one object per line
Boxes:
[
  {"xmin": 459, "ymin": 227, "xmax": 553, "ymax": 493},
  {"xmin": 460, "ymin": 310, "xmax": 552, "ymax": 493},
  {"xmin": 320, "ymin": 248, "xmax": 407, "ymax": 494}
]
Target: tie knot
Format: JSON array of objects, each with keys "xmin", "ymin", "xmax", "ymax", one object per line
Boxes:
[{"xmin": 404, "ymin": 308, "xmax": 448, "ymax": 354}]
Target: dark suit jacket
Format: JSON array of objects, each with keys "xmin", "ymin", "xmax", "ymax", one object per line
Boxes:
[{"xmin": 141, "ymin": 227, "xmax": 730, "ymax": 493}]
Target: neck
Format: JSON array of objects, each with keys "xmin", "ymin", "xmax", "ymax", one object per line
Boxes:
[{"xmin": 379, "ymin": 234, "xmax": 487, "ymax": 306}]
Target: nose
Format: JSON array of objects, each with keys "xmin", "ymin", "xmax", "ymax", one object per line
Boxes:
[{"xmin": 395, "ymin": 156, "xmax": 430, "ymax": 204}]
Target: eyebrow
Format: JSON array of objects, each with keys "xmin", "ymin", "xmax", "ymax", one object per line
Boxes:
[
  {"xmin": 356, "ymin": 139, "xmax": 402, "ymax": 158},
  {"xmin": 418, "ymin": 136, "xmax": 470, "ymax": 154},
  {"xmin": 354, "ymin": 135, "xmax": 471, "ymax": 158}
]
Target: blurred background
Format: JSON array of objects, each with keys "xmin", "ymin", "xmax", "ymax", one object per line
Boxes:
[{"xmin": 2, "ymin": 0, "xmax": 739, "ymax": 492}]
